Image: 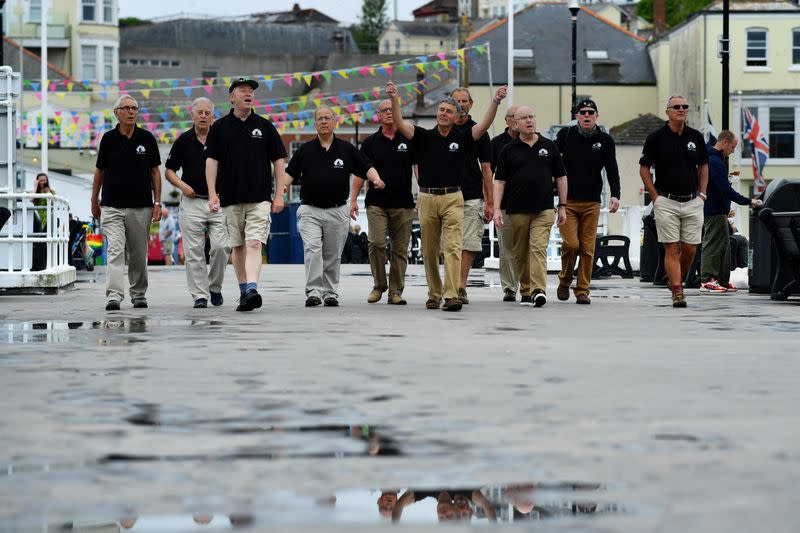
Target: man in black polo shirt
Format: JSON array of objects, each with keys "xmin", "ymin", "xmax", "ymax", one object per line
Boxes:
[
  {"xmin": 386, "ymin": 80, "xmax": 507, "ymax": 311},
  {"xmin": 350, "ymin": 99, "xmax": 415, "ymax": 305},
  {"xmin": 639, "ymin": 95, "xmax": 708, "ymax": 308},
  {"xmin": 281, "ymin": 106, "xmax": 385, "ymax": 307},
  {"xmin": 205, "ymin": 77, "xmax": 288, "ymax": 312},
  {"xmin": 451, "ymin": 87, "xmax": 494, "ymax": 305},
  {"xmin": 555, "ymin": 99, "xmax": 621, "ymax": 305},
  {"xmin": 493, "ymin": 106, "xmax": 567, "ymax": 308},
  {"xmin": 165, "ymin": 97, "xmax": 230, "ymax": 309},
  {"xmin": 91, "ymin": 94, "xmax": 161, "ymax": 311},
  {"xmin": 491, "ymin": 104, "xmax": 520, "ymax": 302}
]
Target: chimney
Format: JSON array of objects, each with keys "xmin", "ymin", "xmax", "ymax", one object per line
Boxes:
[
  {"xmin": 653, "ymin": 0, "xmax": 666, "ymax": 37},
  {"xmin": 292, "ymin": 3, "xmax": 301, "ymax": 12}
]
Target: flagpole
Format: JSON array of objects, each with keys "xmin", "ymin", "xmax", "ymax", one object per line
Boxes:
[
  {"xmin": 507, "ymin": 0, "xmax": 514, "ymax": 105},
  {"xmin": 486, "ymin": 41, "xmax": 495, "ymax": 138}
]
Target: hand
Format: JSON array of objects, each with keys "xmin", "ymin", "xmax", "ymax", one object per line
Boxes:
[
  {"xmin": 91, "ymin": 199, "xmax": 101, "ymax": 219},
  {"xmin": 151, "ymin": 204, "xmax": 160, "ymax": 222},
  {"xmin": 209, "ymin": 193, "xmax": 220, "ymax": 213},
  {"xmin": 372, "ymin": 178, "xmax": 385, "ymax": 190},
  {"xmin": 271, "ymin": 195, "xmax": 285, "ymax": 214},
  {"xmin": 386, "ymin": 81, "xmax": 397, "ymax": 98},
  {"xmin": 751, "ymin": 199, "xmax": 763, "ymax": 208},
  {"xmin": 556, "ymin": 206, "xmax": 567, "ymax": 226},
  {"xmin": 350, "ymin": 199, "xmax": 359, "ymax": 220},
  {"xmin": 609, "ymin": 197, "xmax": 620, "ymax": 214},
  {"xmin": 492, "ymin": 209, "xmax": 504, "ymax": 228},
  {"xmin": 182, "ymin": 184, "xmax": 196, "ymax": 198},
  {"xmin": 651, "ymin": 193, "xmax": 660, "ymax": 204},
  {"xmin": 493, "ymin": 85, "xmax": 508, "ymax": 103},
  {"xmin": 484, "ymin": 203, "xmax": 493, "ymax": 222}
]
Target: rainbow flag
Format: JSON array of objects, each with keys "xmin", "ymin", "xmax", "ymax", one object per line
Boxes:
[{"xmin": 86, "ymin": 234, "xmax": 104, "ymax": 257}]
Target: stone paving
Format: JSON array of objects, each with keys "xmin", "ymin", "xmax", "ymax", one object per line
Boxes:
[{"xmin": 1, "ymin": 264, "xmax": 799, "ymax": 531}]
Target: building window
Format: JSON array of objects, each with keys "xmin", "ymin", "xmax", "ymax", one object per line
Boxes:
[
  {"xmin": 29, "ymin": 0, "xmax": 41, "ymax": 22},
  {"xmin": 395, "ymin": 38, "xmax": 401, "ymax": 53},
  {"xmin": 746, "ymin": 28, "xmax": 767, "ymax": 67},
  {"xmin": 82, "ymin": 0, "xmax": 96, "ymax": 21},
  {"xmin": 586, "ymin": 50, "xmax": 609, "ymax": 60},
  {"xmin": 103, "ymin": 0, "xmax": 114, "ymax": 23},
  {"xmin": 383, "ymin": 40, "xmax": 389, "ymax": 53},
  {"xmin": 81, "ymin": 45, "xmax": 97, "ymax": 81},
  {"xmin": 793, "ymin": 29, "xmax": 800, "ymax": 65},
  {"xmin": 103, "ymin": 46, "xmax": 114, "ymax": 81},
  {"xmin": 769, "ymin": 107, "xmax": 795, "ymax": 159}
]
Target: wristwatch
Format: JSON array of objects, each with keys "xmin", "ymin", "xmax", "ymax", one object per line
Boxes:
[
  {"xmin": 154, "ymin": 201, "xmax": 161, "ymax": 206},
  {"xmin": 698, "ymin": 192, "xmax": 707, "ymax": 200}
]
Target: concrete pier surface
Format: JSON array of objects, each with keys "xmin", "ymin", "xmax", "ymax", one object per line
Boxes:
[{"xmin": 1, "ymin": 264, "xmax": 799, "ymax": 531}]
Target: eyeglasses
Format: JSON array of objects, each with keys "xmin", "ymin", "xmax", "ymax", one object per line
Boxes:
[
  {"xmin": 316, "ymin": 116, "xmax": 334, "ymax": 122},
  {"xmin": 378, "ymin": 108, "xmax": 392, "ymax": 113},
  {"xmin": 577, "ymin": 109, "xmax": 596, "ymax": 116},
  {"xmin": 669, "ymin": 104, "xmax": 690, "ymax": 110},
  {"xmin": 515, "ymin": 114, "xmax": 536, "ymax": 120},
  {"xmin": 115, "ymin": 106, "xmax": 139, "ymax": 112}
]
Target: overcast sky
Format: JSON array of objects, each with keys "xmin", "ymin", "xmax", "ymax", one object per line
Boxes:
[{"xmin": 120, "ymin": 0, "xmax": 420, "ymax": 25}]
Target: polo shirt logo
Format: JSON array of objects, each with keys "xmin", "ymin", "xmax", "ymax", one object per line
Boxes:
[
  {"xmin": 538, "ymin": 148, "xmax": 549, "ymax": 156},
  {"xmin": 448, "ymin": 142, "xmax": 459, "ymax": 152},
  {"xmin": 333, "ymin": 158, "xmax": 344, "ymax": 168},
  {"xmin": 592, "ymin": 142, "xmax": 602, "ymax": 150},
  {"xmin": 136, "ymin": 145, "xmax": 146, "ymax": 155},
  {"xmin": 687, "ymin": 141, "xmax": 697, "ymax": 151},
  {"xmin": 397, "ymin": 142, "xmax": 408, "ymax": 152},
  {"xmin": 251, "ymin": 128, "xmax": 263, "ymax": 138}
]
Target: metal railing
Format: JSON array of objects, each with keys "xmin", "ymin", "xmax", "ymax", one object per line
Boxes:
[{"xmin": 0, "ymin": 193, "xmax": 71, "ymax": 272}]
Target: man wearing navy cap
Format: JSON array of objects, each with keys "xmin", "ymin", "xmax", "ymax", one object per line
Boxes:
[{"xmin": 205, "ymin": 77, "xmax": 288, "ymax": 311}]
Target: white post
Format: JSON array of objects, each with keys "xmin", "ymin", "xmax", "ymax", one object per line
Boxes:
[
  {"xmin": 40, "ymin": 0, "xmax": 49, "ymax": 174},
  {"xmin": 506, "ymin": 0, "xmax": 513, "ymax": 105}
]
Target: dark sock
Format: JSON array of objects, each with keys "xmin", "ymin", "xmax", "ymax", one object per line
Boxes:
[
  {"xmin": 245, "ymin": 282, "xmax": 257, "ymax": 293},
  {"xmin": 239, "ymin": 282, "xmax": 247, "ymax": 296}
]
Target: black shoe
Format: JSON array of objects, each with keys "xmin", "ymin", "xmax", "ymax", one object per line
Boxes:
[
  {"xmin": 244, "ymin": 289, "xmax": 262, "ymax": 309},
  {"xmin": 532, "ymin": 290, "xmax": 547, "ymax": 308},
  {"xmin": 105, "ymin": 300, "xmax": 120, "ymax": 311},
  {"xmin": 194, "ymin": 298, "xmax": 208, "ymax": 308},
  {"xmin": 132, "ymin": 298, "xmax": 148, "ymax": 309},
  {"xmin": 323, "ymin": 296, "xmax": 339, "ymax": 307},
  {"xmin": 442, "ymin": 298, "xmax": 462, "ymax": 312},
  {"xmin": 235, "ymin": 292, "xmax": 254, "ymax": 312},
  {"xmin": 210, "ymin": 291, "xmax": 223, "ymax": 306},
  {"xmin": 305, "ymin": 295, "xmax": 322, "ymax": 307},
  {"xmin": 519, "ymin": 295, "xmax": 532, "ymax": 306},
  {"xmin": 503, "ymin": 290, "xmax": 516, "ymax": 302}
]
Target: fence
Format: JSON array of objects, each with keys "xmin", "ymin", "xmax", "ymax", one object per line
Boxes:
[{"xmin": 0, "ymin": 193, "xmax": 72, "ymax": 273}]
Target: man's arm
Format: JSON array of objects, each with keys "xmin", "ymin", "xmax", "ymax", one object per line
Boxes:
[
  {"xmin": 165, "ymin": 169, "xmax": 195, "ymax": 198},
  {"xmin": 91, "ymin": 168, "xmax": 103, "ymax": 219},
  {"xmin": 481, "ymin": 161, "xmax": 493, "ymax": 221},
  {"xmin": 492, "ymin": 179, "xmax": 506, "ymax": 228},
  {"xmin": 555, "ymin": 174, "xmax": 567, "ymax": 226},
  {"xmin": 386, "ymin": 82, "xmax": 415, "ymax": 139},
  {"xmin": 271, "ymin": 157, "xmax": 288, "ymax": 214},
  {"xmin": 150, "ymin": 167, "xmax": 162, "ymax": 221},
  {"xmin": 639, "ymin": 165, "xmax": 658, "ymax": 202},
  {"xmin": 605, "ymin": 138, "xmax": 621, "ymax": 213},
  {"xmin": 349, "ymin": 177, "xmax": 365, "ymax": 220},
  {"xmin": 697, "ymin": 163, "xmax": 708, "ymax": 197},
  {"xmin": 471, "ymin": 85, "xmax": 508, "ymax": 141},
  {"xmin": 206, "ymin": 158, "xmax": 220, "ymax": 212},
  {"xmin": 392, "ymin": 491, "xmax": 415, "ymax": 522}
]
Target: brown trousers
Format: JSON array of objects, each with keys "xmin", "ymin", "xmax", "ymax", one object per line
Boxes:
[
  {"xmin": 418, "ymin": 191, "xmax": 464, "ymax": 302},
  {"xmin": 366, "ymin": 206, "xmax": 415, "ymax": 296},
  {"xmin": 510, "ymin": 209, "xmax": 554, "ymax": 296},
  {"xmin": 558, "ymin": 201, "xmax": 600, "ymax": 296}
]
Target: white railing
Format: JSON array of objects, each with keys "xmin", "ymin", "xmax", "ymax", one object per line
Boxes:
[{"xmin": 0, "ymin": 193, "xmax": 72, "ymax": 272}]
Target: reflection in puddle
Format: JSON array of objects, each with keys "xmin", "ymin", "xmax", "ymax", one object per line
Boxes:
[{"xmin": 1, "ymin": 319, "xmax": 224, "ymax": 344}]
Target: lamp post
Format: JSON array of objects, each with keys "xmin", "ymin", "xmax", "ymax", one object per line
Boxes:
[{"xmin": 568, "ymin": 0, "xmax": 580, "ymax": 119}]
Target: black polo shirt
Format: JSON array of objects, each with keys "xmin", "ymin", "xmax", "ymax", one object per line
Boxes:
[
  {"xmin": 411, "ymin": 124, "xmax": 475, "ymax": 189},
  {"xmin": 165, "ymin": 127, "xmax": 209, "ymax": 197},
  {"xmin": 360, "ymin": 128, "xmax": 415, "ymax": 209},
  {"xmin": 96, "ymin": 124, "xmax": 161, "ymax": 208},
  {"xmin": 639, "ymin": 122, "xmax": 708, "ymax": 196},
  {"xmin": 286, "ymin": 135, "xmax": 372, "ymax": 208},
  {"xmin": 454, "ymin": 117, "xmax": 492, "ymax": 201},
  {"xmin": 555, "ymin": 125, "xmax": 621, "ymax": 202},
  {"xmin": 494, "ymin": 135, "xmax": 566, "ymax": 214},
  {"xmin": 204, "ymin": 109, "xmax": 287, "ymax": 207},
  {"xmin": 491, "ymin": 128, "xmax": 516, "ymax": 209}
]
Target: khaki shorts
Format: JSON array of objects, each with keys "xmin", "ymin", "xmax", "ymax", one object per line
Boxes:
[
  {"xmin": 462, "ymin": 199, "xmax": 485, "ymax": 252},
  {"xmin": 223, "ymin": 201, "xmax": 271, "ymax": 246},
  {"xmin": 653, "ymin": 195, "xmax": 703, "ymax": 244},
  {"xmin": 161, "ymin": 239, "xmax": 174, "ymax": 256}
]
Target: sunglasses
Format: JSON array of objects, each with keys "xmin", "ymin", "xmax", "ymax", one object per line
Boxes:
[
  {"xmin": 669, "ymin": 104, "xmax": 690, "ymax": 110},
  {"xmin": 577, "ymin": 109, "xmax": 596, "ymax": 116}
]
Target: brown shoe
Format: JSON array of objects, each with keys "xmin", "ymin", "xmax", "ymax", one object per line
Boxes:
[
  {"xmin": 367, "ymin": 288, "xmax": 385, "ymax": 303},
  {"xmin": 557, "ymin": 284, "xmax": 570, "ymax": 301},
  {"xmin": 457, "ymin": 287, "xmax": 469, "ymax": 304},
  {"xmin": 425, "ymin": 299, "xmax": 440, "ymax": 310},
  {"xmin": 576, "ymin": 293, "xmax": 591, "ymax": 305},
  {"xmin": 442, "ymin": 298, "xmax": 463, "ymax": 312},
  {"xmin": 387, "ymin": 293, "xmax": 407, "ymax": 305},
  {"xmin": 672, "ymin": 291, "xmax": 687, "ymax": 308}
]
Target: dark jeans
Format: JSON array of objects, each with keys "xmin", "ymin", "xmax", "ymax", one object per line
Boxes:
[{"xmin": 700, "ymin": 214, "xmax": 730, "ymax": 284}]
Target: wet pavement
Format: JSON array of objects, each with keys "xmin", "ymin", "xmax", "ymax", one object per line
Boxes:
[{"xmin": 1, "ymin": 264, "xmax": 799, "ymax": 531}]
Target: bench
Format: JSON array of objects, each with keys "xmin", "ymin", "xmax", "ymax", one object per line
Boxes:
[
  {"xmin": 758, "ymin": 208, "xmax": 800, "ymax": 300},
  {"xmin": 592, "ymin": 235, "xmax": 634, "ymax": 279}
]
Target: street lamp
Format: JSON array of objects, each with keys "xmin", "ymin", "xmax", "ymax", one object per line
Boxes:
[{"xmin": 568, "ymin": 0, "xmax": 580, "ymax": 119}]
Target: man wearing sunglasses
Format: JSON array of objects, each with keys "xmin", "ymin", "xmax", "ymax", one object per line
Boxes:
[
  {"xmin": 554, "ymin": 99, "xmax": 621, "ymax": 305},
  {"xmin": 639, "ymin": 95, "xmax": 708, "ymax": 308},
  {"xmin": 92, "ymin": 95, "xmax": 162, "ymax": 311},
  {"xmin": 351, "ymin": 99, "xmax": 416, "ymax": 305}
]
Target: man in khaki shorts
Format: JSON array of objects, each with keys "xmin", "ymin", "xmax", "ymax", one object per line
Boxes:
[
  {"xmin": 451, "ymin": 87, "xmax": 494, "ymax": 305},
  {"xmin": 639, "ymin": 95, "xmax": 708, "ymax": 308},
  {"xmin": 206, "ymin": 77, "xmax": 288, "ymax": 311}
]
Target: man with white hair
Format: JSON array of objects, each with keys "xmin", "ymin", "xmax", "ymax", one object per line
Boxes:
[
  {"xmin": 165, "ymin": 97, "xmax": 230, "ymax": 308},
  {"xmin": 91, "ymin": 94, "xmax": 161, "ymax": 311}
]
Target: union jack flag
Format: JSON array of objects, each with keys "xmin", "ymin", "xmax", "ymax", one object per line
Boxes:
[{"xmin": 741, "ymin": 105, "xmax": 769, "ymax": 194}]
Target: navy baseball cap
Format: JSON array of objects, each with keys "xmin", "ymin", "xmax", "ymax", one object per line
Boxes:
[
  {"xmin": 229, "ymin": 77, "xmax": 259, "ymax": 93},
  {"xmin": 575, "ymin": 99, "xmax": 598, "ymax": 112}
]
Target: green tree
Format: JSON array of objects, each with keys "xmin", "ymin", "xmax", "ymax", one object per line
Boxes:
[
  {"xmin": 637, "ymin": 0, "xmax": 713, "ymax": 29},
  {"xmin": 119, "ymin": 17, "xmax": 152, "ymax": 28},
  {"xmin": 351, "ymin": 0, "xmax": 389, "ymax": 53}
]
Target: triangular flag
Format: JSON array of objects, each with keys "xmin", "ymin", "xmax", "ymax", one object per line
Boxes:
[
  {"xmin": 303, "ymin": 74, "xmax": 313, "ymax": 86},
  {"xmin": 141, "ymin": 89, "xmax": 150, "ymax": 99}
]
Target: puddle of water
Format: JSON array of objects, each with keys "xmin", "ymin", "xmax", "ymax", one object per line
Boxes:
[{"xmin": 0, "ymin": 319, "xmax": 224, "ymax": 344}]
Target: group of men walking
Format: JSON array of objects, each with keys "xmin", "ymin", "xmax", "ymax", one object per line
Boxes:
[{"xmin": 90, "ymin": 76, "xmax": 757, "ymax": 313}]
